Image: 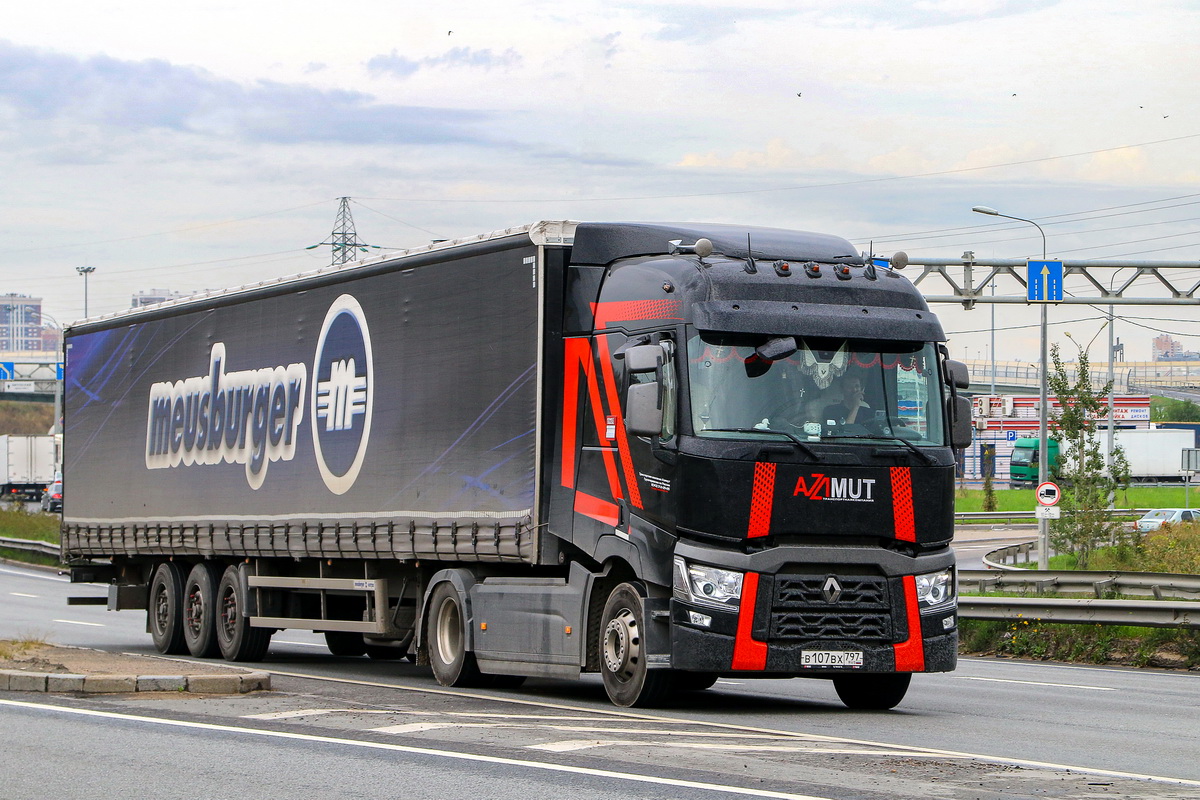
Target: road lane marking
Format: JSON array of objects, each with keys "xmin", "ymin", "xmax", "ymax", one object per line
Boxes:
[
  {"xmin": 0, "ymin": 566, "xmax": 68, "ymax": 582},
  {"xmin": 0, "ymin": 699, "xmax": 836, "ymax": 800},
  {"xmin": 52, "ymin": 619, "xmax": 105, "ymax": 627},
  {"xmin": 9, "ymin": 592, "xmax": 38, "ymax": 598},
  {"xmin": 252, "ymin": 667, "xmax": 1200, "ymax": 786},
  {"xmin": 954, "ymin": 676, "xmax": 1115, "ymax": 691}
]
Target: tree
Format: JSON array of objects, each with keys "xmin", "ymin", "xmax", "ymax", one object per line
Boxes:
[
  {"xmin": 1150, "ymin": 396, "xmax": 1200, "ymax": 422},
  {"xmin": 1046, "ymin": 344, "xmax": 1131, "ymax": 568}
]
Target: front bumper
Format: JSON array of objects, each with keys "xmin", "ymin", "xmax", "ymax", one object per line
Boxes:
[{"xmin": 669, "ymin": 541, "xmax": 958, "ymax": 675}]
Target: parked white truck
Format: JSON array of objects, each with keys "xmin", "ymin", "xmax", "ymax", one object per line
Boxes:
[{"xmin": 0, "ymin": 434, "xmax": 58, "ymax": 500}]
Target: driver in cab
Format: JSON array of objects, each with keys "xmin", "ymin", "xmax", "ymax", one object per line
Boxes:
[{"xmin": 822, "ymin": 375, "xmax": 871, "ymax": 426}]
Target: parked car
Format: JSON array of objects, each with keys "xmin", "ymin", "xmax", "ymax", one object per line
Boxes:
[
  {"xmin": 40, "ymin": 480, "xmax": 62, "ymax": 513},
  {"xmin": 1134, "ymin": 508, "xmax": 1195, "ymax": 532}
]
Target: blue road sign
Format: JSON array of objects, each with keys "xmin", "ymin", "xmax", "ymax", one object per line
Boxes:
[
  {"xmin": 0, "ymin": 362, "xmax": 13, "ymax": 380},
  {"xmin": 1006, "ymin": 430, "xmax": 1017, "ymax": 442},
  {"xmin": 1027, "ymin": 260, "xmax": 1064, "ymax": 302},
  {"xmin": 56, "ymin": 363, "xmax": 64, "ymax": 381}
]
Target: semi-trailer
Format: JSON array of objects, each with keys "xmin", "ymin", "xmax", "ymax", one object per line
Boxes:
[{"xmin": 62, "ymin": 221, "xmax": 971, "ymax": 708}]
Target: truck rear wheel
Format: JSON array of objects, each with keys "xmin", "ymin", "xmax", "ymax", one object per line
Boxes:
[
  {"xmin": 832, "ymin": 673, "xmax": 911, "ymax": 710},
  {"xmin": 182, "ymin": 563, "xmax": 221, "ymax": 658},
  {"xmin": 427, "ymin": 582, "xmax": 486, "ymax": 687},
  {"xmin": 599, "ymin": 582, "xmax": 673, "ymax": 707},
  {"xmin": 216, "ymin": 565, "xmax": 272, "ymax": 662},
  {"xmin": 148, "ymin": 562, "xmax": 187, "ymax": 655},
  {"xmin": 673, "ymin": 672, "xmax": 719, "ymax": 692}
]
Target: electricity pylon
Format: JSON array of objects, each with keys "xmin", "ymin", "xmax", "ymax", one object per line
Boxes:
[{"xmin": 307, "ymin": 197, "xmax": 380, "ymax": 266}]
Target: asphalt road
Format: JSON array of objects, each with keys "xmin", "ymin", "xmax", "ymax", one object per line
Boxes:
[{"xmin": 3, "ymin": 562, "xmax": 1199, "ymax": 799}]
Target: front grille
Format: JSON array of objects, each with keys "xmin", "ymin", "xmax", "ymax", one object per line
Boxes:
[{"xmin": 769, "ymin": 574, "xmax": 894, "ymax": 643}]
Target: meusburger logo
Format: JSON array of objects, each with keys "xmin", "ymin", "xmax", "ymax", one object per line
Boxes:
[
  {"xmin": 793, "ymin": 473, "xmax": 877, "ymax": 503},
  {"xmin": 310, "ymin": 294, "xmax": 374, "ymax": 495},
  {"xmin": 143, "ymin": 295, "xmax": 374, "ymax": 493}
]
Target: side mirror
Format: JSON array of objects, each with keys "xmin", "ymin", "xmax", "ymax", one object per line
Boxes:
[
  {"xmin": 949, "ymin": 395, "xmax": 973, "ymax": 449},
  {"xmin": 627, "ymin": 382, "xmax": 663, "ymax": 436},
  {"xmin": 624, "ymin": 344, "xmax": 662, "ymax": 374},
  {"xmin": 944, "ymin": 359, "xmax": 970, "ymax": 390}
]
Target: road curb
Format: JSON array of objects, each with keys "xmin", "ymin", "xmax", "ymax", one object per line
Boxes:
[{"xmin": 0, "ymin": 668, "xmax": 271, "ymax": 694}]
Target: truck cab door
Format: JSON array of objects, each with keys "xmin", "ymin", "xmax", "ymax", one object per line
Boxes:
[{"xmin": 622, "ymin": 338, "xmax": 679, "ymax": 531}]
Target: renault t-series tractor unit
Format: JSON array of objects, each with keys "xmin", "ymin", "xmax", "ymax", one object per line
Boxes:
[{"xmin": 62, "ymin": 221, "xmax": 971, "ymax": 709}]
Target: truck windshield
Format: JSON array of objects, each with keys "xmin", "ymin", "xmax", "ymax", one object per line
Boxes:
[{"xmin": 687, "ymin": 333, "xmax": 946, "ymax": 446}]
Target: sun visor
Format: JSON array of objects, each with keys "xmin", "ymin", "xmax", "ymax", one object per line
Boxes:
[{"xmin": 691, "ymin": 300, "xmax": 946, "ymax": 342}]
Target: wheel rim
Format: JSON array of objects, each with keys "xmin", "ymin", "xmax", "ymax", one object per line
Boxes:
[
  {"xmin": 185, "ymin": 585, "xmax": 205, "ymax": 637},
  {"xmin": 602, "ymin": 607, "xmax": 639, "ymax": 682},
  {"xmin": 219, "ymin": 584, "xmax": 238, "ymax": 641},
  {"xmin": 434, "ymin": 597, "xmax": 461, "ymax": 666},
  {"xmin": 152, "ymin": 583, "xmax": 170, "ymax": 636}
]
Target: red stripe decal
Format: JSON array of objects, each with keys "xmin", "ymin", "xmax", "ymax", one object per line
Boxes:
[
  {"xmin": 732, "ymin": 572, "xmax": 768, "ymax": 670},
  {"xmin": 890, "ymin": 466, "xmax": 916, "ymax": 542},
  {"xmin": 573, "ymin": 492, "xmax": 620, "ymax": 527},
  {"xmin": 561, "ymin": 338, "xmax": 623, "ymax": 500},
  {"xmin": 747, "ymin": 462, "xmax": 776, "ymax": 538},
  {"xmin": 591, "ymin": 300, "xmax": 684, "ymax": 330},
  {"xmin": 593, "ymin": 333, "xmax": 643, "ymax": 509},
  {"xmin": 892, "ymin": 575, "xmax": 926, "ymax": 672}
]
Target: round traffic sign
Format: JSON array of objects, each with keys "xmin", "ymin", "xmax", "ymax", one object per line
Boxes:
[{"xmin": 1036, "ymin": 481, "xmax": 1061, "ymax": 506}]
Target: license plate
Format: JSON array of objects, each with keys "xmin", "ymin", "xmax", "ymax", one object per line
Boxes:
[{"xmin": 801, "ymin": 650, "xmax": 863, "ymax": 668}]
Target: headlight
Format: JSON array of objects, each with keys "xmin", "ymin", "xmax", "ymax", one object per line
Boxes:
[
  {"xmin": 915, "ymin": 568, "xmax": 956, "ymax": 613},
  {"xmin": 673, "ymin": 557, "xmax": 743, "ymax": 610}
]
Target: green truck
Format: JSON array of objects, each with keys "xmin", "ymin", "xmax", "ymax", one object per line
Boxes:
[{"xmin": 1009, "ymin": 428, "xmax": 1193, "ymax": 485}]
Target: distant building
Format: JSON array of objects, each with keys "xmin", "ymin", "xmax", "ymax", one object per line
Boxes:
[
  {"xmin": 132, "ymin": 288, "xmax": 192, "ymax": 308},
  {"xmin": 1153, "ymin": 334, "xmax": 1183, "ymax": 361},
  {"xmin": 0, "ymin": 295, "xmax": 48, "ymax": 353}
]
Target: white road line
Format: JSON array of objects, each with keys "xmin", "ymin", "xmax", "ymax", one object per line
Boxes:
[
  {"xmin": 954, "ymin": 676, "xmax": 1115, "ymax": 691},
  {"xmin": 51, "ymin": 619, "xmax": 105, "ymax": 627},
  {"xmin": 273, "ymin": 640, "xmax": 328, "ymax": 648},
  {"xmin": 0, "ymin": 566, "xmax": 67, "ymax": 582},
  {"xmin": 256, "ymin": 666, "xmax": 1200, "ymax": 786},
  {"xmin": 9, "ymin": 592, "xmax": 38, "ymax": 598},
  {"xmin": 0, "ymin": 699, "xmax": 833, "ymax": 800}
]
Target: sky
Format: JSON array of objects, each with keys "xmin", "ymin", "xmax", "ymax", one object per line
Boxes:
[{"xmin": 2, "ymin": 0, "xmax": 1199, "ymax": 364}]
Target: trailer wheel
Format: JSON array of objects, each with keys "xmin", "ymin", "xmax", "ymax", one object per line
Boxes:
[
  {"xmin": 182, "ymin": 563, "xmax": 221, "ymax": 658},
  {"xmin": 324, "ymin": 632, "xmax": 368, "ymax": 657},
  {"xmin": 148, "ymin": 562, "xmax": 188, "ymax": 655},
  {"xmin": 599, "ymin": 582, "xmax": 673, "ymax": 707},
  {"xmin": 427, "ymin": 582, "xmax": 485, "ymax": 687},
  {"xmin": 215, "ymin": 565, "xmax": 271, "ymax": 662},
  {"xmin": 832, "ymin": 673, "xmax": 911, "ymax": 710}
]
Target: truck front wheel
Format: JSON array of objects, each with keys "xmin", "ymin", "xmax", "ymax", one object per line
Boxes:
[
  {"xmin": 182, "ymin": 563, "xmax": 221, "ymax": 658},
  {"xmin": 427, "ymin": 582, "xmax": 486, "ymax": 687},
  {"xmin": 599, "ymin": 582, "xmax": 672, "ymax": 707},
  {"xmin": 148, "ymin": 562, "xmax": 187, "ymax": 655},
  {"xmin": 832, "ymin": 673, "xmax": 911, "ymax": 710},
  {"xmin": 216, "ymin": 565, "xmax": 272, "ymax": 662}
]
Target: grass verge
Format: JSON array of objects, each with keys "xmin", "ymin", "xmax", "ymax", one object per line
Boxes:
[{"xmin": 960, "ymin": 618, "xmax": 1200, "ymax": 669}]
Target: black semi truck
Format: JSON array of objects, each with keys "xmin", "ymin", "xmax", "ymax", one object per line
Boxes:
[{"xmin": 62, "ymin": 220, "xmax": 971, "ymax": 708}]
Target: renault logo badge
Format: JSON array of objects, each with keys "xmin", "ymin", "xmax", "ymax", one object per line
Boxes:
[{"xmin": 822, "ymin": 576, "xmax": 843, "ymax": 604}]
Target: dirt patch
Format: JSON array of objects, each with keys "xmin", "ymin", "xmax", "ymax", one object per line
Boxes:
[{"xmin": 0, "ymin": 643, "xmax": 255, "ymax": 677}]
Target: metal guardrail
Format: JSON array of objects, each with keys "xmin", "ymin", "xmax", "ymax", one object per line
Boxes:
[
  {"xmin": 1, "ymin": 536, "xmax": 1195, "ymax": 628},
  {"xmin": 955, "ymin": 509, "xmax": 1146, "ymax": 525},
  {"xmin": 0, "ymin": 535, "xmax": 60, "ymax": 558},
  {"xmin": 958, "ymin": 597, "xmax": 1199, "ymax": 629},
  {"xmin": 960, "ymin": 569, "xmax": 1200, "ymax": 600}
]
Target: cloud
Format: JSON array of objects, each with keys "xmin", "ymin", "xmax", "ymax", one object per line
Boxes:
[
  {"xmin": 0, "ymin": 40, "xmax": 496, "ymax": 148},
  {"xmin": 366, "ymin": 46, "xmax": 522, "ymax": 78}
]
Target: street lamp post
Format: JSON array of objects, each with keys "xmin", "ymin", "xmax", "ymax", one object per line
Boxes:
[
  {"xmin": 76, "ymin": 266, "xmax": 96, "ymax": 317},
  {"xmin": 973, "ymin": 205, "xmax": 1051, "ymax": 570}
]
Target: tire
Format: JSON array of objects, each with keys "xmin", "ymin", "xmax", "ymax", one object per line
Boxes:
[
  {"xmin": 182, "ymin": 562, "xmax": 222, "ymax": 658},
  {"xmin": 673, "ymin": 672, "xmax": 719, "ymax": 692},
  {"xmin": 324, "ymin": 631, "xmax": 368, "ymax": 657},
  {"xmin": 427, "ymin": 582, "xmax": 486, "ymax": 687},
  {"xmin": 599, "ymin": 582, "xmax": 673, "ymax": 707},
  {"xmin": 215, "ymin": 565, "xmax": 271, "ymax": 662},
  {"xmin": 148, "ymin": 562, "xmax": 188, "ymax": 655},
  {"xmin": 832, "ymin": 673, "xmax": 912, "ymax": 710}
]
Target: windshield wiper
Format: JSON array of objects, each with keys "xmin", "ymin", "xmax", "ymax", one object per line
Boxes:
[
  {"xmin": 826, "ymin": 433, "xmax": 935, "ymax": 465},
  {"xmin": 701, "ymin": 428, "xmax": 820, "ymax": 461}
]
